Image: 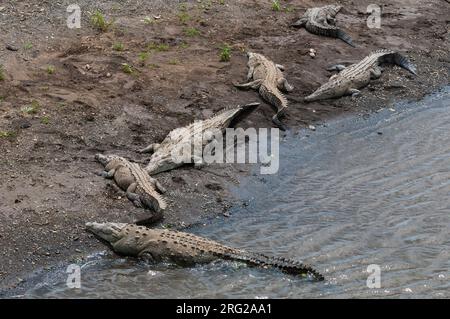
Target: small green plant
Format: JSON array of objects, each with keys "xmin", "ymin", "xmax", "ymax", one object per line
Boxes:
[
  {"xmin": 219, "ymin": 43, "xmax": 232, "ymax": 62},
  {"xmin": 271, "ymin": 0, "xmax": 281, "ymax": 11},
  {"xmin": 0, "ymin": 65, "xmax": 5, "ymax": 81},
  {"xmin": 179, "ymin": 42, "xmax": 189, "ymax": 49},
  {"xmin": 143, "ymin": 16, "xmax": 155, "ymax": 25},
  {"xmin": 0, "ymin": 131, "xmax": 14, "ymax": 138},
  {"xmin": 138, "ymin": 52, "xmax": 150, "ymax": 62},
  {"xmin": 218, "ymin": 0, "xmax": 225, "ymax": 5},
  {"xmin": 23, "ymin": 42, "xmax": 33, "ymax": 50},
  {"xmin": 184, "ymin": 27, "xmax": 200, "ymax": 37},
  {"xmin": 90, "ymin": 10, "xmax": 113, "ymax": 32},
  {"xmin": 168, "ymin": 59, "xmax": 179, "ymax": 65},
  {"xmin": 147, "ymin": 42, "xmax": 170, "ymax": 52},
  {"xmin": 177, "ymin": 12, "xmax": 191, "ymax": 24},
  {"xmin": 41, "ymin": 116, "xmax": 50, "ymax": 125},
  {"xmin": 121, "ymin": 63, "xmax": 133, "ymax": 74},
  {"xmin": 21, "ymin": 100, "xmax": 40, "ymax": 114},
  {"xmin": 112, "ymin": 42, "xmax": 124, "ymax": 51},
  {"xmin": 148, "ymin": 63, "xmax": 159, "ymax": 69},
  {"xmin": 46, "ymin": 65, "xmax": 55, "ymax": 74}
]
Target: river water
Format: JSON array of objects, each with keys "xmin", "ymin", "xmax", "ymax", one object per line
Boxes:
[{"xmin": 25, "ymin": 87, "xmax": 450, "ymax": 298}]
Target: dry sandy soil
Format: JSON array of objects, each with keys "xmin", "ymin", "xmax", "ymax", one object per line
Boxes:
[{"xmin": 0, "ymin": 0, "xmax": 449, "ymax": 296}]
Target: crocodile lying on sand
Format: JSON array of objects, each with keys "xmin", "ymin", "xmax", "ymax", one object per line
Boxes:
[
  {"xmin": 95, "ymin": 154, "xmax": 167, "ymax": 215},
  {"xmin": 292, "ymin": 4, "xmax": 355, "ymax": 47},
  {"xmin": 305, "ymin": 49, "xmax": 417, "ymax": 102},
  {"xmin": 234, "ymin": 52, "xmax": 293, "ymax": 131},
  {"xmin": 86, "ymin": 222, "xmax": 325, "ymax": 280},
  {"xmin": 139, "ymin": 102, "xmax": 259, "ymax": 175}
]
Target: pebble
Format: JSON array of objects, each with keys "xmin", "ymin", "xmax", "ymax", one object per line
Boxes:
[
  {"xmin": 308, "ymin": 125, "xmax": 316, "ymax": 131},
  {"xmin": 6, "ymin": 44, "xmax": 18, "ymax": 51}
]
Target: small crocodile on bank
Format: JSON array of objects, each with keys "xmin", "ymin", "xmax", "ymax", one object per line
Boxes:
[
  {"xmin": 234, "ymin": 52, "xmax": 293, "ymax": 131},
  {"xmin": 95, "ymin": 154, "xmax": 167, "ymax": 216},
  {"xmin": 305, "ymin": 49, "xmax": 417, "ymax": 102},
  {"xmin": 139, "ymin": 102, "xmax": 259, "ymax": 175},
  {"xmin": 86, "ymin": 222, "xmax": 325, "ymax": 280},
  {"xmin": 292, "ymin": 4, "xmax": 355, "ymax": 47}
]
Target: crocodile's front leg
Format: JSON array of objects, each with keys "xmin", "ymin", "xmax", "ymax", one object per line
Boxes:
[
  {"xmin": 276, "ymin": 64, "xmax": 285, "ymax": 71},
  {"xmin": 126, "ymin": 183, "xmax": 143, "ymax": 208},
  {"xmin": 234, "ymin": 79, "xmax": 263, "ymax": 90},
  {"xmin": 348, "ymin": 88, "xmax": 361, "ymax": 98},
  {"xmin": 291, "ymin": 17, "xmax": 307, "ymax": 28},
  {"xmin": 97, "ymin": 168, "xmax": 116, "ymax": 179},
  {"xmin": 138, "ymin": 143, "xmax": 161, "ymax": 154}
]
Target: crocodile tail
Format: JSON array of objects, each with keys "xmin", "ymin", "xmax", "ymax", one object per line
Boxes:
[
  {"xmin": 337, "ymin": 29, "xmax": 355, "ymax": 47},
  {"xmin": 306, "ymin": 23, "xmax": 354, "ymax": 47},
  {"xmin": 377, "ymin": 50, "xmax": 417, "ymax": 75},
  {"xmin": 259, "ymin": 84, "xmax": 288, "ymax": 130},
  {"xmin": 212, "ymin": 102, "xmax": 260, "ymax": 124},
  {"xmin": 238, "ymin": 252, "xmax": 324, "ymax": 281}
]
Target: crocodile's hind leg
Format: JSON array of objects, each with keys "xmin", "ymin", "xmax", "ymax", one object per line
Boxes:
[
  {"xmin": 326, "ymin": 14, "xmax": 337, "ymax": 25},
  {"xmin": 148, "ymin": 176, "xmax": 166, "ymax": 194},
  {"xmin": 234, "ymin": 79, "xmax": 263, "ymax": 90},
  {"xmin": 277, "ymin": 78, "xmax": 294, "ymax": 92},
  {"xmin": 370, "ymin": 66, "xmax": 383, "ymax": 79},
  {"xmin": 126, "ymin": 183, "xmax": 143, "ymax": 208},
  {"xmin": 138, "ymin": 143, "xmax": 160, "ymax": 154}
]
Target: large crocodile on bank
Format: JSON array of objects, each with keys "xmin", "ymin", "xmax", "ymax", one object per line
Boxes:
[
  {"xmin": 86, "ymin": 222, "xmax": 325, "ymax": 280},
  {"xmin": 95, "ymin": 154, "xmax": 167, "ymax": 216},
  {"xmin": 139, "ymin": 102, "xmax": 259, "ymax": 175},
  {"xmin": 305, "ymin": 49, "xmax": 417, "ymax": 102},
  {"xmin": 292, "ymin": 4, "xmax": 355, "ymax": 47},
  {"xmin": 234, "ymin": 52, "xmax": 293, "ymax": 131}
]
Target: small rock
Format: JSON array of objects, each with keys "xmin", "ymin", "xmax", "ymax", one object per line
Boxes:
[
  {"xmin": 223, "ymin": 212, "xmax": 231, "ymax": 217},
  {"xmin": 377, "ymin": 131, "xmax": 383, "ymax": 135},
  {"xmin": 308, "ymin": 125, "xmax": 316, "ymax": 131},
  {"xmin": 106, "ymin": 72, "xmax": 112, "ymax": 77},
  {"xmin": 6, "ymin": 44, "xmax": 18, "ymax": 51}
]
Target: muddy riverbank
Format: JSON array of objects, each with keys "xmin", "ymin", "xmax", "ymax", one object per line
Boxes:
[{"xmin": 0, "ymin": 0, "xmax": 449, "ymax": 296}]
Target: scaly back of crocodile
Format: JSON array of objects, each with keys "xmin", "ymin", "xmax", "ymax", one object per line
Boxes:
[
  {"xmin": 253, "ymin": 54, "xmax": 289, "ymax": 124},
  {"xmin": 128, "ymin": 162, "xmax": 167, "ymax": 211},
  {"xmin": 115, "ymin": 225, "xmax": 324, "ymax": 280},
  {"xmin": 299, "ymin": 5, "xmax": 355, "ymax": 47},
  {"xmin": 340, "ymin": 49, "xmax": 417, "ymax": 80}
]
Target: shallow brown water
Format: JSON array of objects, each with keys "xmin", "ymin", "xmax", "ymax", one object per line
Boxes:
[{"xmin": 24, "ymin": 87, "xmax": 450, "ymax": 298}]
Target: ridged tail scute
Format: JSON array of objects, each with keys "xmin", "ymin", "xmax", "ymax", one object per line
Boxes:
[
  {"xmin": 220, "ymin": 250, "xmax": 324, "ymax": 280},
  {"xmin": 377, "ymin": 50, "xmax": 417, "ymax": 75},
  {"xmin": 307, "ymin": 24, "xmax": 354, "ymax": 47},
  {"xmin": 337, "ymin": 29, "xmax": 355, "ymax": 47}
]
